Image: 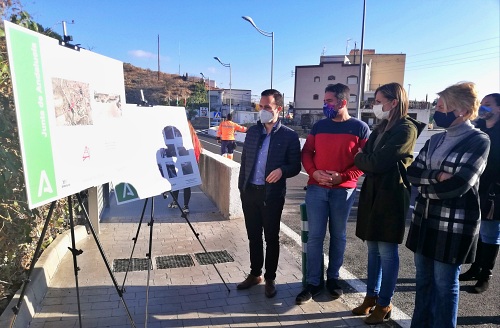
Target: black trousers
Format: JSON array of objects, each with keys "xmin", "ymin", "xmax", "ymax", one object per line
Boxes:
[
  {"xmin": 240, "ymin": 186, "xmax": 285, "ymax": 280},
  {"xmin": 171, "ymin": 188, "xmax": 191, "ymax": 206}
]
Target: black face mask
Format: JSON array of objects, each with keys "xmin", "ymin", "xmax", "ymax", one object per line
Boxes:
[{"xmin": 433, "ymin": 111, "xmax": 457, "ymax": 128}]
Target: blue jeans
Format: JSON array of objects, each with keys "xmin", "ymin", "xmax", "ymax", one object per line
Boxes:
[
  {"xmin": 411, "ymin": 252, "xmax": 461, "ymax": 328},
  {"xmin": 366, "ymin": 241, "xmax": 399, "ymax": 307},
  {"xmin": 305, "ymin": 185, "xmax": 356, "ymax": 286},
  {"xmin": 480, "ymin": 220, "xmax": 500, "ymax": 245}
]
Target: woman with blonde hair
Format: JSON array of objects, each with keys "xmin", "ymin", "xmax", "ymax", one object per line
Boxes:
[
  {"xmin": 353, "ymin": 82, "xmax": 425, "ymax": 324},
  {"xmin": 405, "ymin": 82, "xmax": 490, "ymax": 327}
]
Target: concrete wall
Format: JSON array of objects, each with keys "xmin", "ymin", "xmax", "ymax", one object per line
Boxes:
[
  {"xmin": 198, "ymin": 149, "xmax": 243, "ymax": 220},
  {"xmin": 0, "ymin": 226, "xmax": 88, "ymax": 328}
]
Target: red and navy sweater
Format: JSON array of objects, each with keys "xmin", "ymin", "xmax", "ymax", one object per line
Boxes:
[{"xmin": 302, "ymin": 118, "xmax": 370, "ymax": 189}]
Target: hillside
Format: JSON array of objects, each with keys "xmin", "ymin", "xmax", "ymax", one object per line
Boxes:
[{"xmin": 123, "ymin": 63, "xmax": 199, "ymax": 106}]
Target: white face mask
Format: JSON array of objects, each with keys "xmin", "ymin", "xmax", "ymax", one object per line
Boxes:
[
  {"xmin": 373, "ymin": 104, "xmax": 390, "ymax": 120},
  {"xmin": 259, "ymin": 109, "xmax": 275, "ymax": 123}
]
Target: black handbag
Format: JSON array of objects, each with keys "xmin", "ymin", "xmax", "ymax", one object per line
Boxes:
[{"xmin": 480, "ymin": 183, "xmax": 500, "ymax": 220}]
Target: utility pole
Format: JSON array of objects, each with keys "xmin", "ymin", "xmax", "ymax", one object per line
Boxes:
[{"xmin": 157, "ymin": 35, "xmax": 160, "ymax": 81}]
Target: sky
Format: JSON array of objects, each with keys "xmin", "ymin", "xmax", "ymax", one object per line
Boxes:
[{"xmin": 21, "ymin": 0, "xmax": 500, "ymax": 104}]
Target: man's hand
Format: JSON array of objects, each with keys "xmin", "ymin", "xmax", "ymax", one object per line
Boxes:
[
  {"xmin": 326, "ymin": 170, "xmax": 342, "ymax": 185},
  {"xmin": 216, "ymin": 137, "xmax": 221, "ymax": 144},
  {"xmin": 266, "ymin": 168, "xmax": 283, "ymax": 183},
  {"xmin": 312, "ymin": 170, "xmax": 341, "ymax": 187}
]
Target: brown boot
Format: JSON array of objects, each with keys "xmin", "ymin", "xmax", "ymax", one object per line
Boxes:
[
  {"xmin": 364, "ymin": 303, "xmax": 392, "ymax": 325},
  {"xmin": 237, "ymin": 274, "xmax": 262, "ymax": 290},
  {"xmin": 352, "ymin": 295, "xmax": 378, "ymax": 315}
]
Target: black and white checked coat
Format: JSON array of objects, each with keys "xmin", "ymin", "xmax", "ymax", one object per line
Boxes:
[{"xmin": 405, "ymin": 124, "xmax": 490, "ymax": 264}]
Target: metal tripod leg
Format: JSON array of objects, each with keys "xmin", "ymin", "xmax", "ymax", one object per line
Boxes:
[
  {"xmin": 75, "ymin": 193, "xmax": 136, "ymax": 327},
  {"xmin": 169, "ymin": 191, "xmax": 230, "ymax": 293},
  {"xmin": 10, "ymin": 202, "xmax": 56, "ymax": 328},
  {"xmin": 120, "ymin": 198, "xmax": 150, "ymax": 292}
]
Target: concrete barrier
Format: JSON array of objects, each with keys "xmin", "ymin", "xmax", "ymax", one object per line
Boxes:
[{"xmin": 198, "ymin": 149, "xmax": 244, "ymax": 220}]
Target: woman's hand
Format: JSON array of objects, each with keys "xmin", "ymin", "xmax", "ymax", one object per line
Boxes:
[{"xmin": 437, "ymin": 172, "xmax": 453, "ymax": 182}]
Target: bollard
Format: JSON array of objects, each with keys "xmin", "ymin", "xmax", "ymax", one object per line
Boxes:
[
  {"xmin": 300, "ymin": 203, "xmax": 308, "ymax": 287},
  {"xmin": 300, "ymin": 202, "xmax": 324, "ymax": 288}
]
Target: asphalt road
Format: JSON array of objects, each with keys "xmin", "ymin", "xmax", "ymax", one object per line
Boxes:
[{"xmin": 197, "ymin": 131, "xmax": 500, "ymax": 328}]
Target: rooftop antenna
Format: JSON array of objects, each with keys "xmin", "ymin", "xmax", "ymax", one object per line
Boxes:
[
  {"xmin": 321, "ymin": 46, "xmax": 326, "ymax": 56},
  {"xmin": 346, "ymin": 38, "xmax": 352, "ymax": 56}
]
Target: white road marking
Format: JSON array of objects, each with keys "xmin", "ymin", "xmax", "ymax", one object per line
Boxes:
[{"xmin": 280, "ymin": 221, "xmax": 412, "ymax": 327}]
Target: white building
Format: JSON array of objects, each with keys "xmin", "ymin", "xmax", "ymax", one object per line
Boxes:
[{"xmin": 293, "ymin": 50, "xmax": 407, "ymax": 127}]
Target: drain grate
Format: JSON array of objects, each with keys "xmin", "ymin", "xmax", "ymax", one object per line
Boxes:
[
  {"xmin": 195, "ymin": 250, "xmax": 234, "ymax": 265},
  {"xmin": 113, "ymin": 258, "xmax": 150, "ymax": 272},
  {"xmin": 156, "ymin": 254, "xmax": 195, "ymax": 269}
]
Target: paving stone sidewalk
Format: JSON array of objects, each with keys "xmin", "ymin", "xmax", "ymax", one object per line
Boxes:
[{"xmin": 28, "ymin": 188, "xmax": 398, "ymax": 327}]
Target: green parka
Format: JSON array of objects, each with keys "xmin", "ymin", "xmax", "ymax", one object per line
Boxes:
[{"xmin": 354, "ymin": 116, "xmax": 426, "ymax": 244}]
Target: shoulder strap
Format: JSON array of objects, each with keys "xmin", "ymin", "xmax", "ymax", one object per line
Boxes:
[{"xmin": 398, "ymin": 161, "xmax": 411, "ymax": 192}]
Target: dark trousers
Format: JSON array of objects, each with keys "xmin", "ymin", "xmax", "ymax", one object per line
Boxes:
[
  {"xmin": 240, "ymin": 186, "xmax": 285, "ymax": 280},
  {"xmin": 172, "ymin": 188, "xmax": 191, "ymax": 206}
]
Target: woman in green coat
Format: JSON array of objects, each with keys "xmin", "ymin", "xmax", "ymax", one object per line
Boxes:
[{"xmin": 352, "ymin": 83, "xmax": 425, "ymax": 325}]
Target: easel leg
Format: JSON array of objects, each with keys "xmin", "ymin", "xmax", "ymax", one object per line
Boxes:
[
  {"xmin": 169, "ymin": 191, "xmax": 230, "ymax": 292},
  {"xmin": 75, "ymin": 193, "xmax": 136, "ymax": 327},
  {"xmin": 120, "ymin": 198, "xmax": 149, "ymax": 292},
  {"xmin": 10, "ymin": 202, "xmax": 56, "ymax": 328},
  {"xmin": 67, "ymin": 196, "xmax": 84, "ymax": 328},
  {"xmin": 145, "ymin": 197, "xmax": 155, "ymax": 327}
]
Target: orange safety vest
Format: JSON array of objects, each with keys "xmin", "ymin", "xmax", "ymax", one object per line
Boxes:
[{"xmin": 216, "ymin": 120, "xmax": 247, "ymax": 141}]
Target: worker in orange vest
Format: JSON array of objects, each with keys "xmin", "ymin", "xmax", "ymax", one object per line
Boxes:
[{"xmin": 216, "ymin": 113, "xmax": 248, "ymax": 160}]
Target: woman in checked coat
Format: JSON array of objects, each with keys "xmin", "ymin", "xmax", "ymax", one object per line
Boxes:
[{"xmin": 405, "ymin": 82, "xmax": 490, "ymax": 328}]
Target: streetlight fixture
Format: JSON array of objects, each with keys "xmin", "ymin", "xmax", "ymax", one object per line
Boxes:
[
  {"xmin": 200, "ymin": 72, "xmax": 211, "ymax": 129},
  {"xmin": 242, "ymin": 16, "xmax": 274, "ymax": 89},
  {"xmin": 213, "ymin": 56, "xmax": 232, "ymax": 114}
]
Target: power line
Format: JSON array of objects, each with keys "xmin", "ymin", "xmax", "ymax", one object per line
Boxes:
[
  {"xmin": 407, "ymin": 46, "xmax": 499, "ymax": 64},
  {"xmin": 407, "ymin": 36, "xmax": 499, "ymax": 57}
]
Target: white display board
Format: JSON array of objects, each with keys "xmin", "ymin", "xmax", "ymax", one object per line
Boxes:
[
  {"xmin": 5, "ymin": 21, "xmax": 126, "ymax": 209},
  {"xmin": 112, "ymin": 106, "xmax": 201, "ymax": 204},
  {"xmin": 4, "ymin": 22, "xmax": 202, "ymax": 208}
]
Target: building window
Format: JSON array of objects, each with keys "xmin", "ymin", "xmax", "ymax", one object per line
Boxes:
[
  {"xmin": 347, "ymin": 75, "xmax": 358, "ymax": 84},
  {"xmin": 328, "ymin": 75, "xmax": 335, "ymax": 81},
  {"xmin": 313, "ymin": 94, "xmax": 319, "ymax": 100},
  {"xmin": 349, "ymin": 94, "xmax": 357, "ymax": 103},
  {"xmin": 314, "ymin": 76, "xmax": 320, "ymax": 82}
]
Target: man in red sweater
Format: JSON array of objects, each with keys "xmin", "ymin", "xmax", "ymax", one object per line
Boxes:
[{"xmin": 296, "ymin": 83, "xmax": 370, "ymax": 304}]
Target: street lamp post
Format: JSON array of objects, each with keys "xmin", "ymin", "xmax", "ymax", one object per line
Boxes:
[
  {"xmin": 200, "ymin": 73, "xmax": 211, "ymax": 129},
  {"xmin": 242, "ymin": 16, "xmax": 274, "ymax": 89},
  {"xmin": 355, "ymin": 0, "xmax": 367, "ymax": 119},
  {"xmin": 214, "ymin": 57, "xmax": 232, "ymax": 114}
]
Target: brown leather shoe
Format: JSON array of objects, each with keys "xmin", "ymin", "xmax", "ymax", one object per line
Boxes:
[
  {"xmin": 237, "ymin": 274, "xmax": 262, "ymax": 290},
  {"xmin": 352, "ymin": 295, "xmax": 378, "ymax": 315},
  {"xmin": 265, "ymin": 279, "xmax": 276, "ymax": 298},
  {"xmin": 364, "ymin": 303, "xmax": 392, "ymax": 325}
]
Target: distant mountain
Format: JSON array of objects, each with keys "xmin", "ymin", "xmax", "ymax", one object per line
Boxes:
[{"xmin": 123, "ymin": 63, "xmax": 198, "ymax": 106}]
